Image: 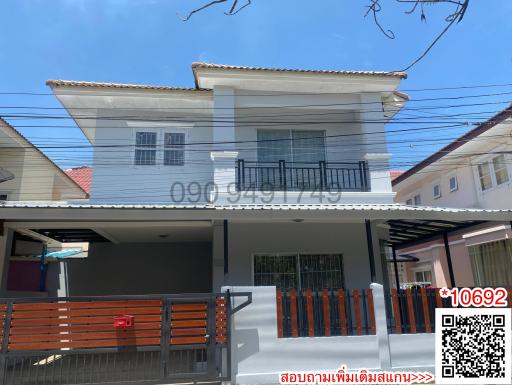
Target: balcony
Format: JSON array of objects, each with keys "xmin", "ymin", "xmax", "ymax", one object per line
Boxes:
[{"xmin": 235, "ymin": 159, "xmax": 370, "ymax": 192}]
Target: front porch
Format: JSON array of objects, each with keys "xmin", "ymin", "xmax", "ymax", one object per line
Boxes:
[{"xmin": 0, "ymin": 202, "xmax": 509, "ymax": 384}]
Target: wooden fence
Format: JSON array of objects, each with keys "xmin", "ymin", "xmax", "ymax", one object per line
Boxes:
[
  {"xmin": 276, "ymin": 288, "xmax": 376, "ymax": 338},
  {"xmin": 385, "ymin": 288, "xmax": 512, "ymax": 334}
]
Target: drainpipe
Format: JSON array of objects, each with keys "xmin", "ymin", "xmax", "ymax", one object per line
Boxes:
[
  {"xmin": 391, "ymin": 246, "xmax": 400, "ymax": 290},
  {"xmin": 443, "ymin": 232, "xmax": 456, "ymax": 288},
  {"xmin": 365, "ymin": 220, "xmax": 376, "ymax": 283},
  {"xmin": 39, "ymin": 243, "xmax": 48, "ymax": 292}
]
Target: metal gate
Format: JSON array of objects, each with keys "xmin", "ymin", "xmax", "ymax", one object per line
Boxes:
[{"xmin": 0, "ymin": 292, "xmax": 251, "ymax": 385}]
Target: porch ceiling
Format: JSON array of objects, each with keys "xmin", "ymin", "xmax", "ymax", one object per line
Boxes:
[
  {"xmin": 31, "ymin": 229, "xmax": 109, "ymax": 243},
  {"xmin": 386, "ymin": 219, "xmax": 487, "ymax": 249}
]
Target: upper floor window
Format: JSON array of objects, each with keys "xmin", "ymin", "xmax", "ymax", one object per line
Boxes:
[
  {"xmin": 164, "ymin": 133, "xmax": 185, "ymax": 166},
  {"xmin": 405, "ymin": 194, "xmax": 421, "ymax": 205},
  {"xmin": 0, "ymin": 193, "xmax": 8, "ymax": 201},
  {"xmin": 477, "ymin": 154, "xmax": 509, "ymax": 191},
  {"xmin": 134, "ymin": 132, "xmax": 157, "ymax": 165},
  {"xmin": 433, "ymin": 183, "xmax": 441, "ymax": 199},
  {"xmin": 449, "ymin": 175, "xmax": 458, "ymax": 192}
]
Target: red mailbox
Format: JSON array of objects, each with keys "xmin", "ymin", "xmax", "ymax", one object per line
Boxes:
[{"xmin": 114, "ymin": 315, "xmax": 135, "ymax": 328}]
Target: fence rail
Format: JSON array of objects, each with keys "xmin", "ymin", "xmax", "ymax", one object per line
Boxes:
[
  {"xmin": 236, "ymin": 160, "xmax": 369, "ymax": 192},
  {"xmin": 276, "ymin": 288, "xmax": 375, "ymax": 338}
]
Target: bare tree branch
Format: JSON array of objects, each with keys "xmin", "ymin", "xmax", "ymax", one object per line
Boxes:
[
  {"xmin": 179, "ymin": 0, "xmax": 250, "ymax": 21},
  {"xmin": 178, "ymin": 0, "xmax": 229, "ymax": 21},
  {"xmin": 364, "ymin": 0, "xmax": 395, "ymax": 39}
]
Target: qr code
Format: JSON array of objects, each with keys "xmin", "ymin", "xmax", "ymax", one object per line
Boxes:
[{"xmin": 435, "ymin": 308, "xmax": 511, "ymax": 384}]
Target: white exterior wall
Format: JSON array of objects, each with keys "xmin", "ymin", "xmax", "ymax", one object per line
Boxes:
[
  {"xmin": 225, "ymin": 286, "xmax": 434, "ymax": 385},
  {"xmin": 90, "ymin": 115, "xmax": 214, "ymax": 204}
]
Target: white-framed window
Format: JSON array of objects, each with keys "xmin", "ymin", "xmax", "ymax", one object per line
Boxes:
[
  {"xmin": 469, "ymin": 239, "xmax": 512, "ymax": 286},
  {"xmin": 134, "ymin": 131, "xmax": 157, "ymax": 165},
  {"xmin": 253, "ymin": 253, "xmax": 344, "ymax": 290},
  {"xmin": 493, "ymin": 154, "xmax": 509, "ymax": 185},
  {"xmin": 432, "ymin": 183, "xmax": 441, "ymax": 199},
  {"xmin": 449, "ymin": 175, "xmax": 458, "ymax": 192},
  {"xmin": 414, "ymin": 270, "xmax": 432, "ymax": 284},
  {"xmin": 476, "ymin": 154, "xmax": 510, "ymax": 192},
  {"xmin": 405, "ymin": 198, "xmax": 413, "ymax": 205},
  {"xmin": 413, "ymin": 194, "xmax": 421, "ymax": 205},
  {"xmin": 164, "ymin": 132, "xmax": 185, "ymax": 166}
]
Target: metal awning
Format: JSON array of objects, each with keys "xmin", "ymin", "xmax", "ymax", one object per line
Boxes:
[
  {"xmin": 387, "ymin": 219, "xmax": 487, "ymax": 249},
  {"xmin": 30, "ymin": 229, "xmax": 109, "ymax": 243}
]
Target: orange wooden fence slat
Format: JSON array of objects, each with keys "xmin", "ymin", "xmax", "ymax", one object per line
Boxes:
[
  {"xmin": 435, "ymin": 288, "xmax": 444, "ymax": 308},
  {"xmin": 12, "ymin": 300, "xmax": 162, "ymax": 311},
  {"xmin": 322, "ymin": 289, "xmax": 331, "ymax": 337},
  {"xmin": 11, "ymin": 314, "xmax": 162, "ymax": 327},
  {"xmin": 306, "ymin": 288, "xmax": 314, "ymax": 337},
  {"xmin": 171, "ymin": 303, "xmax": 207, "ymax": 311},
  {"xmin": 9, "ymin": 337, "xmax": 161, "ymax": 352},
  {"xmin": 276, "ymin": 289, "xmax": 284, "ymax": 338},
  {"xmin": 366, "ymin": 289, "xmax": 376, "ymax": 335},
  {"xmin": 390, "ymin": 288, "xmax": 402, "ymax": 334},
  {"xmin": 353, "ymin": 289, "xmax": 362, "ymax": 336},
  {"xmin": 9, "ymin": 330, "xmax": 161, "ymax": 343},
  {"xmin": 420, "ymin": 288, "xmax": 431, "ymax": 333},
  {"xmin": 170, "ymin": 336, "xmax": 207, "ymax": 345},
  {"xmin": 405, "ymin": 288, "xmax": 416, "ymax": 334},
  {"xmin": 12, "ymin": 307, "xmax": 162, "ymax": 319},
  {"xmin": 338, "ymin": 289, "xmax": 347, "ymax": 336},
  {"xmin": 290, "ymin": 288, "xmax": 298, "ymax": 337},
  {"xmin": 171, "ymin": 320, "xmax": 207, "ymax": 328},
  {"xmin": 170, "ymin": 311, "xmax": 207, "ymax": 320},
  {"xmin": 10, "ymin": 322, "xmax": 162, "ymax": 335},
  {"xmin": 170, "ymin": 328, "xmax": 207, "ymax": 337}
]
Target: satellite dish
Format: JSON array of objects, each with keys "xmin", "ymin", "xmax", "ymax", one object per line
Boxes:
[{"xmin": 0, "ymin": 168, "xmax": 14, "ymax": 183}]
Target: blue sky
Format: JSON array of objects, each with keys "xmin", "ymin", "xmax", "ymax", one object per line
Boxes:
[{"xmin": 0, "ymin": 0, "xmax": 511, "ymax": 169}]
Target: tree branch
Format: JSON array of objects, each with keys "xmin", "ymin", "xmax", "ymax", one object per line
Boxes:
[{"xmin": 178, "ymin": 0, "xmax": 229, "ymax": 21}]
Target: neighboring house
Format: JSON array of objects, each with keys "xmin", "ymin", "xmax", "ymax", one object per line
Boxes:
[
  {"xmin": 392, "ymin": 104, "xmax": 512, "ymax": 288},
  {"xmin": 0, "ymin": 118, "xmax": 89, "ymax": 295},
  {"xmin": 65, "ymin": 165, "xmax": 92, "ymax": 194},
  {"xmin": 0, "ymin": 64, "xmax": 510, "ymax": 384},
  {"xmin": 0, "ymin": 118, "xmax": 88, "ymax": 201}
]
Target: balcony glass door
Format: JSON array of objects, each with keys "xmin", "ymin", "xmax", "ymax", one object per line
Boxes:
[{"xmin": 257, "ymin": 129, "xmax": 326, "ymax": 190}]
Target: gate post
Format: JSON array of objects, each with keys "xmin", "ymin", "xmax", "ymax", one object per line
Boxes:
[
  {"xmin": 0, "ymin": 301, "xmax": 13, "ymax": 384},
  {"xmin": 160, "ymin": 297, "xmax": 171, "ymax": 380},
  {"xmin": 370, "ymin": 283, "xmax": 392, "ymax": 370}
]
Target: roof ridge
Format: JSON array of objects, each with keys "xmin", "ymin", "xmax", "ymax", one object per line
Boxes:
[
  {"xmin": 46, "ymin": 79, "xmax": 211, "ymax": 92},
  {"xmin": 191, "ymin": 62, "xmax": 407, "ymax": 78}
]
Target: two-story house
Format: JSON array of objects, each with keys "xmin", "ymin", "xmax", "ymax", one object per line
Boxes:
[
  {"xmin": 392, "ymin": 104, "xmax": 512, "ymax": 288},
  {"xmin": 0, "ymin": 64, "xmax": 511, "ymax": 385}
]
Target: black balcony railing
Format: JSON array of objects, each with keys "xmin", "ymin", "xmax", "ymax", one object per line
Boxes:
[{"xmin": 236, "ymin": 159, "xmax": 370, "ymax": 192}]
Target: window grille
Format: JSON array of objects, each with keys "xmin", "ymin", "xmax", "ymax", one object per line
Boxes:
[{"xmin": 134, "ymin": 132, "xmax": 157, "ymax": 165}]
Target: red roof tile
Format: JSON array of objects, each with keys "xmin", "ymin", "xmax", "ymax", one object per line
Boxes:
[
  {"xmin": 65, "ymin": 166, "xmax": 92, "ymax": 194},
  {"xmin": 390, "ymin": 170, "xmax": 405, "ymax": 181}
]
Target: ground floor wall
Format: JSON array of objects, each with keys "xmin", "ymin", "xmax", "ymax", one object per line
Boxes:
[
  {"xmin": 61, "ymin": 242, "xmax": 212, "ymax": 296},
  {"xmin": 223, "ymin": 221, "xmax": 387, "ymax": 290}
]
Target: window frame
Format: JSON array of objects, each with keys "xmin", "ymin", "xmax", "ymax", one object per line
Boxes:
[
  {"xmin": 413, "ymin": 194, "xmax": 421, "ymax": 205},
  {"xmin": 432, "ymin": 181, "xmax": 441, "ymax": 199},
  {"xmin": 163, "ymin": 131, "xmax": 186, "ymax": 167},
  {"xmin": 473, "ymin": 150, "xmax": 512, "ymax": 194},
  {"xmin": 252, "ymin": 252, "xmax": 345, "ymax": 291},
  {"xmin": 133, "ymin": 130, "xmax": 158, "ymax": 166},
  {"xmin": 448, "ymin": 174, "xmax": 458, "ymax": 192}
]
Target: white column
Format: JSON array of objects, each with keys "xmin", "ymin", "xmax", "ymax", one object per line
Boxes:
[
  {"xmin": 211, "ymin": 86, "xmax": 238, "ymax": 203},
  {"xmin": 370, "ymin": 282, "xmax": 392, "ymax": 370},
  {"xmin": 359, "ymin": 93, "xmax": 393, "ymax": 196}
]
